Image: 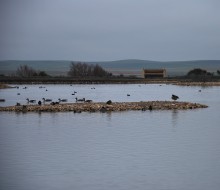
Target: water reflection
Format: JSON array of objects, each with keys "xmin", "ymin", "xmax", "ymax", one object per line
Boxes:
[{"xmin": 171, "ymin": 109, "xmax": 178, "ymax": 128}]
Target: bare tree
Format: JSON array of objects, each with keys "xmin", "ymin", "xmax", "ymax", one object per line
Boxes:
[
  {"xmin": 68, "ymin": 62, "xmax": 111, "ymax": 77},
  {"xmin": 16, "ymin": 65, "xmax": 37, "ymax": 77}
]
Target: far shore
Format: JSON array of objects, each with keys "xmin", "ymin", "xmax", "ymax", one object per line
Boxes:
[{"xmin": 1, "ymin": 76, "xmax": 220, "ymax": 86}]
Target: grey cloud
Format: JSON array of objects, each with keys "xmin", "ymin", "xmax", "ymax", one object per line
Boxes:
[{"xmin": 0, "ymin": 0, "xmax": 220, "ymax": 61}]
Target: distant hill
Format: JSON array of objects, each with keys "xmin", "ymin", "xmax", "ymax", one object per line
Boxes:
[{"xmin": 0, "ymin": 59, "xmax": 220, "ymax": 77}]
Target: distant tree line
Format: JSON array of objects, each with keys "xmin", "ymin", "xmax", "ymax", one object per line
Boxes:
[
  {"xmin": 68, "ymin": 62, "xmax": 112, "ymax": 77},
  {"xmin": 186, "ymin": 68, "xmax": 220, "ymax": 82},
  {"xmin": 16, "ymin": 65, "xmax": 49, "ymax": 77},
  {"xmin": 187, "ymin": 68, "xmax": 213, "ymax": 77}
]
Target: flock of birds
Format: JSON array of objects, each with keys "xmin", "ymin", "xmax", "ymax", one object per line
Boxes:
[
  {"xmin": 12, "ymin": 85, "xmax": 95, "ymax": 106},
  {"xmin": 0, "ymin": 84, "xmax": 205, "ymax": 106}
]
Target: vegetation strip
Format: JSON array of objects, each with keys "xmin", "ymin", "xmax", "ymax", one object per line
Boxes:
[{"xmin": 0, "ymin": 101, "xmax": 208, "ymax": 112}]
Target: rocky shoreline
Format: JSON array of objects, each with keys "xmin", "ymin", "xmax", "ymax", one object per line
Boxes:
[{"xmin": 0, "ymin": 101, "xmax": 208, "ymax": 113}]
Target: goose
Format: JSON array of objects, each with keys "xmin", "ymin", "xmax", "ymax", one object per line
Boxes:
[
  {"xmin": 42, "ymin": 98, "xmax": 52, "ymax": 102},
  {"xmin": 26, "ymin": 98, "xmax": 36, "ymax": 103},
  {"xmin": 58, "ymin": 98, "xmax": 68, "ymax": 102},
  {"xmin": 51, "ymin": 101, "xmax": 60, "ymax": 105},
  {"xmin": 85, "ymin": 99, "xmax": 92, "ymax": 103},
  {"xmin": 106, "ymin": 100, "xmax": 112, "ymax": 105},
  {"xmin": 171, "ymin": 94, "xmax": 179, "ymax": 101},
  {"xmin": 75, "ymin": 97, "xmax": 85, "ymax": 102}
]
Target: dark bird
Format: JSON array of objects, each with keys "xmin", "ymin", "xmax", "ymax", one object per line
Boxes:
[
  {"xmin": 16, "ymin": 102, "xmax": 21, "ymax": 106},
  {"xmin": 58, "ymin": 98, "xmax": 68, "ymax": 102},
  {"xmin": 75, "ymin": 97, "xmax": 85, "ymax": 102},
  {"xmin": 85, "ymin": 99, "xmax": 92, "ymax": 103},
  {"xmin": 42, "ymin": 98, "xmax": 52, "ymax": 102},
  {"xmin": 0, "ymin": 99, "xmax": 5, "ymax": 102},
  {"xmin": 38, "ymin": 101, "xmax": 42, "ymax": 105},
  {"xmin": 106, "ymin": 100, "xmax": 112, "ymax": 105},
  {"xmin": 51, "ymin": 101, "xmax": 59, "ymax": 105},
  {"xmin": 171, "ymin": 94, "xmax": 179, "ymax": 101},
  {"xmin": 17, "ymin": 93, "xmax": 20, "ymax": 95},
  {"xmin": 26, "ymin": 98, "xmax": 36, "ymax": 103},
  {"xmin": 127, "ymin": 94, "xmax": 130, "ymax": 96}
]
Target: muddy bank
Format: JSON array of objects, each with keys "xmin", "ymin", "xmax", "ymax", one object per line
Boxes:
[
  {"xmin": 172, "ymin": 81, "xmax": 220, "ymax": 86},
  {"xmin": 0, "ymin": 101, "xmax": 208, "ymax": 112},
  {"xmin": 0, "ymin": 83, "xmax": 13, "ymax": 89}
]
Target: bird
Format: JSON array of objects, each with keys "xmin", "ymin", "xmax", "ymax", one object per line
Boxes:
[
  {"xmin": 38, "ymin": 101, "xmax": 42, "ymax": 105},
  {"xmin": 16, "ymin": 102, "xmax": 21, "ymax": 106},
  {"xmin": 85, "ymin": 99, "xmax": 92, "ymax": 103},
  {"xmin": 106, "ymin": 100, "xmax": 112, "ymax": 105},
  {"xmin": 127, "ymin": 94, "xmax": 130, "ymax": 96},
  {"xmin": 50, "ymin": 101, "xmax": 59, "ymax": 105},
  {"xmin": 17, "ymin": 93, "xmax": 20, "ymax": 95},
  {"xmin": 75, "ymin": 97, "xmax": 85, "ymax": 102},
  {"xmin": 26, "ymin": 98, "xmax": 36, "ymax": 103},
  {"xmin": 42, "ymin": 98, "xmax": 52, "ymax": 102},
  {"xmin": 171, "ymin": 94, "xmax": 179, "ymax": 101},
  {"xmin": 58, "ymin": 98, "xmax": 68, "ymax": 102}
]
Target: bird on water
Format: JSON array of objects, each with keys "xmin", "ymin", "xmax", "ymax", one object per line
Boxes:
[
  {"xmin": 171, "ymin": 94, "xmax": 179, "ymax": 101},
  {"xmin": 26, "ymin": 98, "xmax": 36, "ymax": 103},
  {"xmin": 42, "ymin": 98, "xmax": 52, "ymax": 102}
]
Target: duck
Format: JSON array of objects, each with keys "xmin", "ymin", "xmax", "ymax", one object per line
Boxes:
[
  {"xmin": 85, "ymin": 99, "xmax": 92, "ymax": 103},
  {"xmin": 171, "ymin": 94, "xmax": 179, "ymax": 101},
  {"xmin": 58, "ymin": 98, "xmax": 68, "ymax": 102},
  {"xmin": 42, "ymin": 98, "xmax": 52, "ymax": 102},
  {"xmin": 50, "ymin": 101, "xmax": 60, "ymax": 105},
  {"xmin": 26, "ymin": 98, "xmax": 36, "ymax": 103},
  {"xmin": 75, "ymin": 97, "xmax": 85, "ymax": 102},
  {"xmin": 0, "ymin": 99, "xmax": 5, "ymax": 102}
]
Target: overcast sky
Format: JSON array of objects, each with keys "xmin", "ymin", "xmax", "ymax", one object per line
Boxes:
[{"xmin": 0, "ymin": 0, "xmax": 220, "ymax": 61}]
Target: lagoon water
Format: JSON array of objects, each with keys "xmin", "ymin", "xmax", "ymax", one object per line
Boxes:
[{"xmin": 0, "ymin": 84, "xmax": 220, "ymax": 190}]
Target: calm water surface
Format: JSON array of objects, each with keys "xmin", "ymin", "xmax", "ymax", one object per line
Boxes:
[{"xmin": 0, "ymin": 84, "xmax": 220, "ymax": 190}]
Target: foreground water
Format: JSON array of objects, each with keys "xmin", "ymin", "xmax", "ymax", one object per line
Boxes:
[{"xmin": 0, "ymin": 84, "xmax": 220, "ymax": 190}]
